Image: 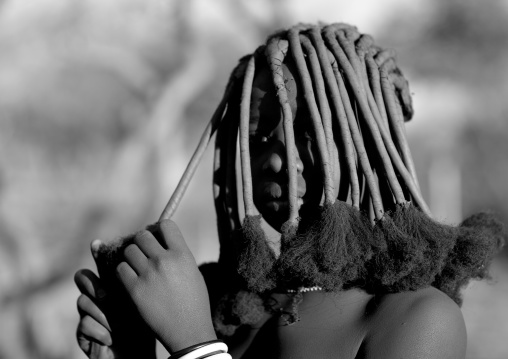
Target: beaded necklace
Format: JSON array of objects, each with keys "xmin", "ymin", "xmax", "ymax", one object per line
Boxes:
[{"xmin": 272, "ymin": 286, "xmax": 324, "ymax": 325}]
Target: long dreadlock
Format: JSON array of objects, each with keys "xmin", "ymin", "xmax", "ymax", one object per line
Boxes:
[{"xmin": 94, "ymin": 23, "xmax": 505, "ymax": 338}]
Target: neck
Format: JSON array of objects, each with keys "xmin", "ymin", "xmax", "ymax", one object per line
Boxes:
[{"xmin": 268, "ymin": 288, "xmax": 373, "ymax": 325}]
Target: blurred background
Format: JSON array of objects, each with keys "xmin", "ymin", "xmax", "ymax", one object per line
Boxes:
[{"xmin": 0, "ymin": 0, "xmax": 507, "ymax": 358}]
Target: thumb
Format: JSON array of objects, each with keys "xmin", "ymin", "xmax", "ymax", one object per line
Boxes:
[{"xmin": 90, "ymin": 239, "xmax": 103, "ymax": 264}]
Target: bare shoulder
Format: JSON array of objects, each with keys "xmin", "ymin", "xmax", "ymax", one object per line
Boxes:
[{"xmin": 360, "ymin": 287, "xmax": 466, "ymax": 359}]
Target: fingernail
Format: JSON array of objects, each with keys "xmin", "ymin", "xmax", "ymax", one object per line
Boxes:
[{"xmin": 91, "ymin": 239, "xmax": 102, "ymax": 259}]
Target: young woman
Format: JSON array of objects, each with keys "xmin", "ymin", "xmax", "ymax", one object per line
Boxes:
[{"xmin": 74, "ymin": 23, "xmax": 504, "ymax": 359}]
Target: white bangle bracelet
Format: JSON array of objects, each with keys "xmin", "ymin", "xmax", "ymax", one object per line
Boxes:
[
  {"xmin": 179, "ymin": 342, "xmax": 228, "ymax": 359},
  {"xmin": 207, "ymin": 353, "xmax": 232, "ymax": 359}
]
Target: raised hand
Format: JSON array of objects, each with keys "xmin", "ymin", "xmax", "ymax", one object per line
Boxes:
[{"xmin": 116, "ymin": 219, "xmax": 217, "ymax": 353}]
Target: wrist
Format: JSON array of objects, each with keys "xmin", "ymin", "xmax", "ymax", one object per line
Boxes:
[{"xmin": 162, "ymin": 324, "xmax": 217, "ymax": 353}]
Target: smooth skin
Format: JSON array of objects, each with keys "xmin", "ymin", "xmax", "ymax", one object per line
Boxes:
[
  {"xmin": 75, "ymin": 62, "xmax": 467, "ymax": 358},
  {"xmin": 228, "ymin": 287, "xmax": 466, "ymax": 359}
]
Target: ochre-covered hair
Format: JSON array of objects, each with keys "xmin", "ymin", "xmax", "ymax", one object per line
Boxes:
[{"xmin": 147, "ymin": 23, "xmax": 504, "ymax": 336}]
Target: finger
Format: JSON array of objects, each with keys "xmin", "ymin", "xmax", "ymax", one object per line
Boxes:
[
  {"xmin": 116, "ymin": 261, "xmax": 137, "ymax": 290},
  {"xmin": 77, "ymin": 315, "xmax": 112, "ymax": 346},
  {"xmin": 77, "ymin": 335, "xmax": 93, "ymax": 356},
  {"xmin": 77, "ymin": 337, "xmax": 112, "ymax": 359},
  {"xmin": 123, "ymin": 244, "xmax": 148, "ymax": 275},
  {"xmin": 90, "ymin": 239, "xmax": 103, "ymax": 261},
  {"xmin": 134, "ymin": 230, "xmax": 164, "ymax": 259},
  {"xmin": 77, "ymin": 294, "xmax": 112, "ymax": 331},
  {"xmin": 74, "ymin": 269, "xmax": 107, "ymax": 301},
  {"xmin": 159, "ymin": 219, "xmax": 190, "ymax": 253},
  {"xmin": 90, "ymin": 343, "xmax": 114, "ymax": 359}
]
